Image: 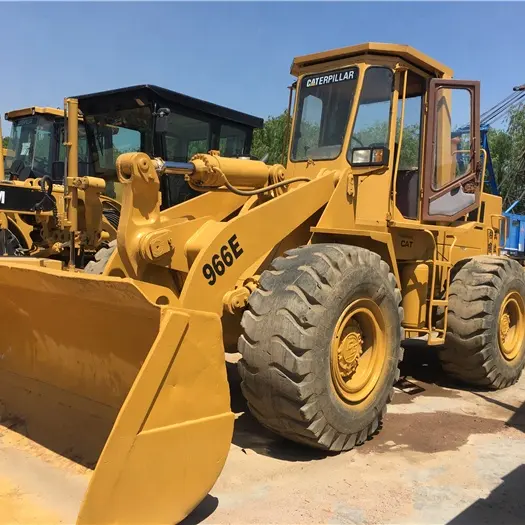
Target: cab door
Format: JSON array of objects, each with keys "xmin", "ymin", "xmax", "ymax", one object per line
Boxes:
[{"xmin": 422, "ymin": 79, "xmax": 481, "ymax": 222}]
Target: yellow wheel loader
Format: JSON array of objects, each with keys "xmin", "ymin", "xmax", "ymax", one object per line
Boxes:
[
  {"xmin": 0, "ymin": 42, "xmax": 524, "ymax": 524},
  {"xmin": 0, "ymin": 104, "xmax": 121, "ymax": 261}
]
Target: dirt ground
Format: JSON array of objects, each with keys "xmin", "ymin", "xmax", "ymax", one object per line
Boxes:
[{"xmin": 0, "ymin": 342, "xmax": 524, "ymax": 525}]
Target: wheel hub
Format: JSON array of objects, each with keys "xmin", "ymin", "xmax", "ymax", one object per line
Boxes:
[
  {"xmin": 337, "ymin": 321, "xmax": 363, "ymax": 377},
  {"xmin": 498, "ymin": 291, "xmax": 525, "ymax": 361},
  {"xmin": 330, "ymin": 299, "xmax": 386, "ymax": 404},
  {"xmin": 500, "ymin": 312, "xmax": 511, "ymax": 343}
]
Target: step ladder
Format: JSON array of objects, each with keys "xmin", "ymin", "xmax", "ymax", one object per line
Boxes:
[{"xmin": 426, "ymin": 232, "xmax": 457, "ymax": 345}]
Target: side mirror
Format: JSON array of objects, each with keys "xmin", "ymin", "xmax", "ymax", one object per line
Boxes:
[
  {"xmin": 350, "ymin": 146, "xmax": 389, "ymax": 167},
  {"xmin": 155, "ymin": 108, "xmax": 171, "ymax": 134}
]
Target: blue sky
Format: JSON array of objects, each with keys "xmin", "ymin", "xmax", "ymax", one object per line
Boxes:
[{"xmin": 2, "ymin": 2, "xmax": 524, "ymax": 133}]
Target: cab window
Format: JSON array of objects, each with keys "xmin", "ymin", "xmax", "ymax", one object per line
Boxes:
[
  {"xmin": 291, "ymin": 67, "xmax": 358, "ymax": 161},
  {"xmin": 348, "ymin": 67, "xmax": 394, "ymax": 157},
  {"xmin": 165, "ymin": 113, "xmax": 210, "ymax": 161},
  {"xmin": 219, "ymin": 125, "xmax": 247, "ymax": 157},
  {"xmin": 394, "ymin": 70, "xmax": 425, "ymax": 219}
]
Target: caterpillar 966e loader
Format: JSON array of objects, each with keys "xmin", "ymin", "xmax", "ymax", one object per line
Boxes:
[{"xmin": 0, "ymin": 42, "xmax": 523, "ymax": 524}]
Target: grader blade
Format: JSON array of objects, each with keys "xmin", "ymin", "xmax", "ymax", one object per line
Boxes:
[{"xmin": 0, "ymin": 262, "xmax": 234, "ymax": 524}]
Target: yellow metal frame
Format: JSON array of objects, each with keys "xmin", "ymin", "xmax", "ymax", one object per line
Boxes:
[{"xmin": 5, "ymin": 105, "xmax": 82, "ymax": 121}]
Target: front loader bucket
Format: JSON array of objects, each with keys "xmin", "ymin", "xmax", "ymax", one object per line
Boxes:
[{"xmin": 0, "ymin": 262, "xmax": 234, "ymax": 524}]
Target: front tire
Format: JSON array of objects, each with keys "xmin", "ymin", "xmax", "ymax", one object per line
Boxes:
[
  {"xmin": 84, "ymin": 240, "xmax": 117, "ymax": 274},
  {"xmin": 238, "ymin": 244, "xmax": 403, "ymax": 452},
  {"xmin": 440, "ymin": 255, "xmax": 525, "ymax": 389}
]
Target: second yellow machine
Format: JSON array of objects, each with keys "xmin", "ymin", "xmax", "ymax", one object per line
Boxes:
[{"xmin": 0, "ymin": 43, "xmax": 523, "ymax": 524}]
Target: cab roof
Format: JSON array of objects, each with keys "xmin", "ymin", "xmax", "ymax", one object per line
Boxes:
[
  {"xmin": 5, "ymin": 85, "xmax": 264, "ymax": 130},
  {"xmin": 76, "ymin": 84, "xmax": 263, "ymax": 129},
  {"xmin": 5, "ymin": 106, "xmax": 66, "ymax": 121},
  {"xmin": 291, "ymin": 42, "xmax": 453, "ymax": 78}
]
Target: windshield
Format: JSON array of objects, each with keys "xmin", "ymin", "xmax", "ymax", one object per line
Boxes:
[
  {"xmin": 291, "ymin": 67, "xmax": 359, "ymax": 161},
  {"xmin": 5, "ymin": 115, "xmax": 57, "ymax": 178}
]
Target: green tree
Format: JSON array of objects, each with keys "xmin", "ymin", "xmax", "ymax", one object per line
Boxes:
[
  {"xmin": 2, "ymin": 136, "xmax": 8, "ymax": 148},
  {"xmin": 487, "ymin": 128, "xmax": 511, "ymax": 193},
  {"xmin": 487, "ymin": 104, "xmax": 525, "ymax": 213},
  {"xmin": 252, "ymin": 110, "xmax": 290, "ymax": 165}
]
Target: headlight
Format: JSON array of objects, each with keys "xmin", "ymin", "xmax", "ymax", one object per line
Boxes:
[{"xmin": 351, "ymin": 147, "xmax": 389, "ymax": 167}]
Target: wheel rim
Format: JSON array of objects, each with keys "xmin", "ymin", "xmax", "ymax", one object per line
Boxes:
[
  {"xmin": 330, "ymin": 298, "xmax": 386, "ymax": 404},
  {"xmin": 498, "ymin": 291, "xmax": 525, "ymax": 361}
]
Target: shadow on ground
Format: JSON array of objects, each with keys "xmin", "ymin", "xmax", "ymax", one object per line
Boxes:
[
  {"xmin": 388, "ymin": 339, "xmax": 465, "ymax": 405},
  {"xmin": 395, "ymin": 339, "xmax": 501, "ymax": 399},
  {"xmin": 180, "ymin": 495, "xmax": 219, "ymax": 525},
  {"xmin": 448, "ymin": 464, "xmax": 525, "ymax": 524},
  {"xmin": 226, "ymin": 361, "xmax": 329, "ymax": 462},
  {"xmin": 470, "ymin": 394, "xmax": 525, "ymax": 433}
]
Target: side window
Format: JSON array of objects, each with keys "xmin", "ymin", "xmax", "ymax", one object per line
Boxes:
[
  {"xmin": 78, "ymin": 128, "xmax": 90, "ymax": 164},
  {"xmin": 219, "ymin": 125, "xmax": 247, "ymax": 157},
  {"xmin": 394, "ymin": 71, "xmax": 426, "ymax": 220},
  {"xmin": 95, "ymin": 127, "xmax": 117, "ymax": 170},
  {"xmin": 295, "ymin": 95, "xmax": 322, "ymax": 157},
  {"xmin": 349, "ymin": 67, "xmax": 394, "ymax": 153},
  {"xmin": 59, "ymin": 125, "xmax": 90, "ymax": 163},
  {"xmin": 396, "ymin": 95, "xmax": 423, "ymax": 170},
  {"xmin": 5, "ymin": 122, "xmax": 24, "ymax": 170},
  {"xmin": 113, "ymin": 128, "xmax": 141, "ymax": 156},
  {"xmin": 433, "ymin": 87, "xmax": 472, "ymax": 189},
  {"xmin": 165, "ymin": 113, "xmax": 210, "ymax": 162},
  {"xmin": 165, "ymin": 135, "xmax": 180, "ymax": 160},
  {"xmin": 33, "ymin": 127, "xmax": 52, "ymax": 173},
  {"xmin": 188, "ymin": 138, "xmax": 208, "ymax": 158}
]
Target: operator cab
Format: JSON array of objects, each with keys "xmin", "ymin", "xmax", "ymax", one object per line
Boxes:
[
  {"xmin": 76, "ymin": 85, "xmax": 263, "ymax": 209},
  {"xmin": 3, "ymin": 107, "xmax": 90, "ymax": 182},
  {"xmin": 287, "ymin": 43, "xmax": 481, "ymax": 225}
]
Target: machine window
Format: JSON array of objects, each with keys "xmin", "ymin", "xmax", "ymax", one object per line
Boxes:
[
  {"xmin": 349, "ymin": 67, "xmax": 394, "ymax": 157},
  {"xmin": 396, "ymin": 94, "xmax": 423, "ymax": 170},
  {"xmin": 219, "ymin": 125, "xmax": 247, "ymax": 157},
  {"xmin": 188, "ymin": 138, "xmax": 208, "ymax": 158},
  {"xmin": 6, "ymin": 116, "xmax": 54, "ymax": 177},
  {"xmin": 291, "ymin": 67, "xmax": 358, "ymax": 161},
  {"xmin": 394, "ymin": 71, "xmax": 425, "ymax": 220},
  {"xmin": 165, "ymin": 113, "xmax": 210, "ymax": 162},
  {"xmin": 84, "ymin": 107, "xmax": 153, "ymax": 176},
  {"xmin": 113, "ymin": 127, "xmax": 141, "ymax": 156},
  {"xmin": 432, "ymin": 87, "xmax": 472, "ymax": 189},
  {"xmin": 59, "ymin": 125, "xmax": 91, "ymax": 166}
]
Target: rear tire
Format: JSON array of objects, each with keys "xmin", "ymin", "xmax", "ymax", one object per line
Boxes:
[
  {"xmin": 440, "ymin": 255, "xmax": 525, "ymax": 389},
  {"xmin": 238, "ymin": 244, "xmax": 403, "ymax": 452},
  {"xmin": 84, "ymin": 240, "xmax": 116, "ymax": 274}
]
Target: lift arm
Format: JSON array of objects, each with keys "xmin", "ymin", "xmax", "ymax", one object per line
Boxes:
[{"xmin": 115, "ymin": 153, "xmax": 338, "ymax": 313}]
